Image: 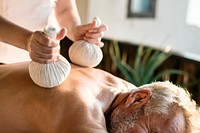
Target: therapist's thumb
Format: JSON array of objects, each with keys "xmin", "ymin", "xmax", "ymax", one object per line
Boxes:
[{"xmin": 56, "ymin": 28, "xmax": 67, "ymax": 40}]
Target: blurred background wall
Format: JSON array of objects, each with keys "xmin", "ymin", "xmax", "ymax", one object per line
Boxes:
[{"xmin": 76, "ymin": 0, "xmax": 200, "ymax": 62}]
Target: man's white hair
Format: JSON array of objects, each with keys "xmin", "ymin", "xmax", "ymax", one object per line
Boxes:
[{"xmin": 139, "ymin": 81, "xmax": 200, "ymax": 133}]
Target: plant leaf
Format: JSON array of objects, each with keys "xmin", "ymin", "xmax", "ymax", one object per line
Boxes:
[
  {"xmin": 152, "ymin": 69, "xmax": 186, "ymax": 81},
  {"xmin": 143, "ymin": 51, "xmax": 171, "ymax": 83}
]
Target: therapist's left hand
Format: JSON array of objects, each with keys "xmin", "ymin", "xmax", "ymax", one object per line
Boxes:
[{"xmin": 67, "ymin": 20, "xmax": 108, "ymax": 47}]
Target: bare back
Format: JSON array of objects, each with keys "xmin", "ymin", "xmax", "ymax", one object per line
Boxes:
[{"xmin": 0, "ymin": 62, "xmax": 136, "ymax": 133}]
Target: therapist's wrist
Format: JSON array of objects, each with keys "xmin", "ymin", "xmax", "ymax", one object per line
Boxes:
[
  {"xmin": 26, "ymin": 31, "xmax": 33, "ymax": 52},
  {"xmin": 66, "ymin": 26, "xmax": 76, "ymax": 42}
]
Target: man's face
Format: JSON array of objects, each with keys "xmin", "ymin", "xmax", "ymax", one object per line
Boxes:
[
  {"xmin": 107, "ymin": 92, "xmax": 187, "ymax": 133},
  {"xmin": 108, "ymin": 102, "xmax": 147, "ymax": 133}
]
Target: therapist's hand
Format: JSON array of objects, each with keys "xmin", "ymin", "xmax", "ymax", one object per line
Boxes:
[
  {"xmin": 68, "ymin": 20, "xmax": 108, "ymax": 47},
  {"xmin": 27, "ymin": 28, "xmax": 67, "ymax": 64}
]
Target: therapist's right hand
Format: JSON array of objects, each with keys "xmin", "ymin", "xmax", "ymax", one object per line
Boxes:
[{"xmin": 27, "ymin": 28, "xmax": 67, "ymax": 64}]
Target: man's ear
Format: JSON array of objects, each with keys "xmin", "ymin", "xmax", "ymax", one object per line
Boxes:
[{"xmin": 124, "ymin": 89, "xmax": 152, "ymax": 110}]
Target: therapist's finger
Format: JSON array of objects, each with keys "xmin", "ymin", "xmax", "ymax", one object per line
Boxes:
[
  {"xmin": 88, "ymin": 24, "xmax": 108, "ymax": 33},
  {"xmin": 56, "ymin": 28, "xmax": 67, "ymax": 40}
]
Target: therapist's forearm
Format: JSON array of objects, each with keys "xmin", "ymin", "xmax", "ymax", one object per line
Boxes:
[
  {"xmin": 55, "ymin": 0, "xmax": 81, "ymax": 39},
  {"xmin": 0, "ymin": 15, "xmax": 32, "ymax": 51}
]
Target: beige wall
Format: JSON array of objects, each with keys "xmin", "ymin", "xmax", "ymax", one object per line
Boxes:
[
  {"xmin": 87, "ymin": 0, "xmax": 200, "ymax": 61},
  {"xmin": 76, "ymin": 0, "xmax": 88, "ymax": 24}
]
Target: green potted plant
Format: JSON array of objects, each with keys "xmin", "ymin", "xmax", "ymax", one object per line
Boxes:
[{"xmin": 109, "ymin": 41, "xmax": 187, "ymax": 87}]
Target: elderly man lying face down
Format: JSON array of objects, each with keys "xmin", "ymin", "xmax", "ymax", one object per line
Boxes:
[
  {"xmin": 106, "ymin": 82, "xmax": 200, "ymax": 133},
  {"xmin": 0, "ymin": 62, "xmax": 199, "ymax": 133}
]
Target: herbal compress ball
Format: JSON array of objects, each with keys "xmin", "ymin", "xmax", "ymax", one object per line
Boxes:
[
  {"xmin": 68, "ymin": 17, "xmax": 103, "ymax": 67},
  {"xmin": 29, "ymin": 26, "xmax": 71, "ymax": 88}
]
